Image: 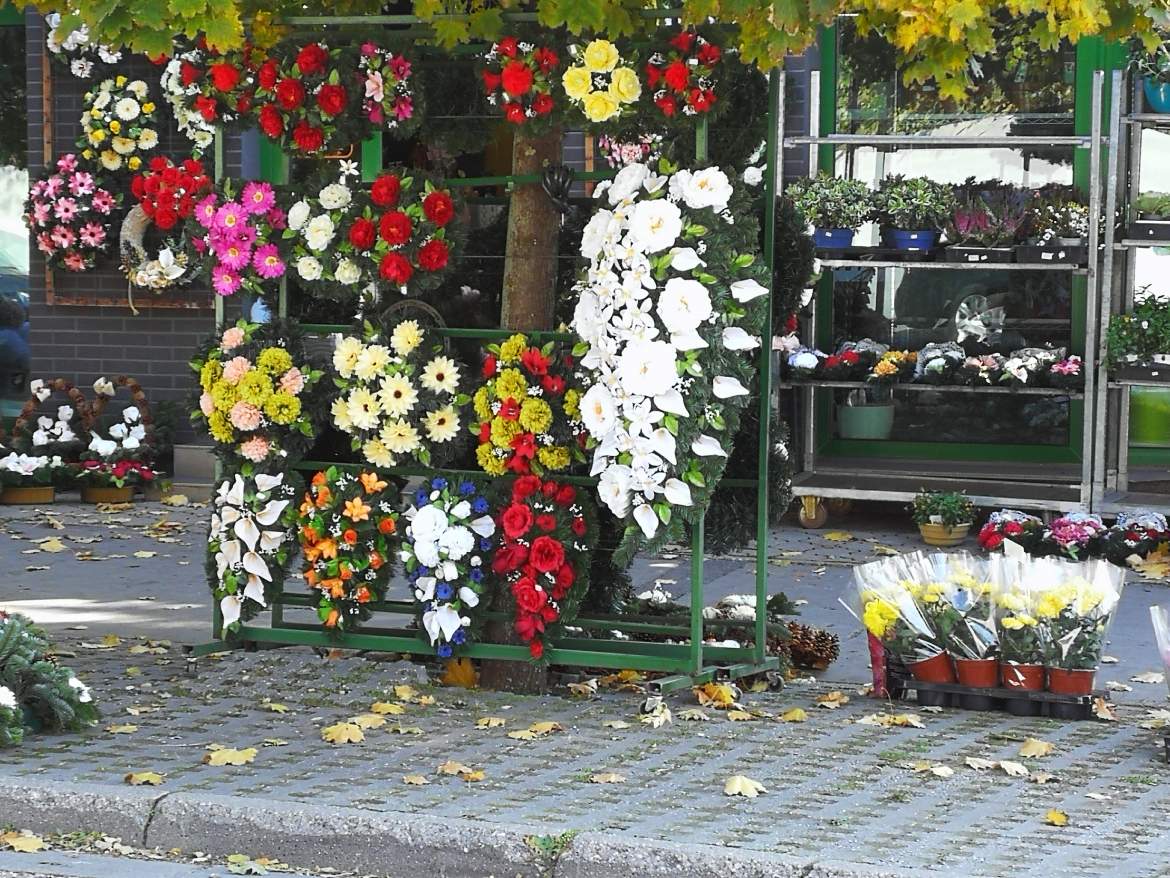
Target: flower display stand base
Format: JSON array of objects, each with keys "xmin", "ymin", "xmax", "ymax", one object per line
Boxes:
[
  {"xmin": 944, "ymin": 246, "xmax": 1014, "ymax": 264},
  {"xmin": 80, "ymin": 485, "xmax": 134, "ymax": 504},
  {"xmin": 1014, "ymin": 244, "xmax": 1087, "ymax": 266},
  {"xmin": 917, "ymin": 522, "xmax": 971, "ymax": 547},
  {"xmin": 954, "ymin": 658, "xmax": 998, "ymax": 710},
  {"xmin": 1001, "ymin": 663, "xmax": 1045, "ymax": 716},
  {"xmin": 0, "ymin": 486, "xmax": 55, "ymax": 505}
]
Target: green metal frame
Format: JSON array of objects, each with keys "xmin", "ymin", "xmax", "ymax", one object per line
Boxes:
[{"xmin": 190, "ymin": 21, "xmax": 781, "ymax": 690}]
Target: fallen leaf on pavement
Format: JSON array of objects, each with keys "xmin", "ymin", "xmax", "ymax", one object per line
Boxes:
[
  {"xmin": 161, "ymin": 494, "xmax": 189, "ymax": 506},
  {"xmin": 723, "ymin": 775, "xmax": 766, "ymax": 798},
  {"xmin": 261, "ymin": 702, "xmax": 289, "ymax": 714},
  {"xmin": 39, "ymin": 538, "xmax": 67, "ymax": 553},
  {"xmin": 1019, "ymin": 737, "xmax": 1055, "ymax": 759},
  {"xmin": 125, "ymin": 772, "xmax": 164, "ymax": 786},
  {"xmin": 203, "ymin": 747, "xmax": 257, "ymax": 766},
  {"xmin": 1093, "ymin": 698, "xmax": 1117, "ymax": 722},
  {"xmin": 106, "ymin": 724, "xmax": 138, "ymax": 734},
  {"xmin": 1030, "ymin": 772, "xmax": 1058, "ymax": 784},
  {"xmin": 695, "ymin": 682, "xmax": 740, "ymax": 709},
  {"xmin": 437, "ymin": 760, "xmax": 473, "ymax": 776},
  {"xmin": 904, "ymin": 760, "xmax": 954, "ymax": 778},
  {"xmin": 590, "ymin": 772, "xmax": 626, "ymax": 784},
  {"xmin": 321, "ymin": 723, "xmax": 364, "ymax": 744},
  {"xmin": 1085, "ymin": 791, "xmax": 1111, "ymax": 801},
  {"xmin": 872, "ymin": 545, "xmax": 901, "ymax": 556},
  {"xmin": 132, "ymin": 550, "xmax": 157, "ymax": 559},
  {"xmin": 822, "ymin": 531, "xmax": 853, "ymax": 542},
  {"xmin": 1, "ymin": 831, "xmax": 47, "ymax": 853},
  {"xmin": 779, "ymin": 708, "xmax": 808, "ymax": 723},
  {"xmin": 726, "ymin": 709, "xmax": 755, "ymax": 722},
  {"xmin": 1131, "ymin": 671, "xmax": 1165, "ymax": 684},
  {"xmin": 1140, "ymin": 708, "xmax": 1170, "ymax": 729},
  {"xmin": 603, "ymin": 719, "xmax": 631, "ymax": 730},
  {"xmin": 403, "ymin": 774, "xmax": 430, "ymax": 786},
  {"xmin": 1100, "ymin": 655, "xmax": 1119, "ymax": 664},
  {"xmin": 675, "ymin": 708, "xmax": 709, "ymax": 722},
  {"xmin": 568, "ymin": 679, "xmax": 598, "ymax": 698},
  {"xmin": 856, "ymin": 713, "xmax": 923, "ymax": 728},
  {"xmin": 394, "ymin": 684, "xmax": 421, "ymax": 701},
  {"xmin": 388, "ymin": 725, "xmax": 423, "ymax": 735},
  {"xmin": 475, "ymin": 716, "xmax": 506, "ymax": 729},
  {"xmin": 1045, "ymin": 809, "xmax": 1069, "ymax": 827},
  {"xmin": 348, "ymin": 713, "xmax": 387, "ymax": 730},
  {"xmin": 1129, "ymin": 545, "xmax": 1170, "ymax": 581},
  {"xmin": 965, "ymin": 757, "xmax": 997, "ymax": 771},
  {"xmin": 816, "ymin": 691, "xmax": 849, "ymax": 709},
  {"xmin": 1105, "ymin": 681, "xmax": 1133, "ymax": 692},
  {"xmin": 999, "ymin": 760, "xmax": 1029, "ymax": 778},
  {"xmin": 370, "ymin": 701, "xmax": 405, "ymax": 715}
]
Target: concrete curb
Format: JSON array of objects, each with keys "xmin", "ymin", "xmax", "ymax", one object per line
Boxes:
[
  {"xmin": 0, "ymin": 777, "xmax": 161, "ymax": 845},
  {"xmin": 557, "ymin": 833, "xmax": 814, "ymax": 877}
]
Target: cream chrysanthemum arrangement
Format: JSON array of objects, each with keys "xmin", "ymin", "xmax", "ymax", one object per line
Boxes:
[{"xmin": 78, "ymin": 76, "xmax": 159, "ymax": 173}]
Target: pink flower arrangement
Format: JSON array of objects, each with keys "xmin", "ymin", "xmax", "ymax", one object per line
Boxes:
[
  {"xmin": 358, "ymin": 42, "xmax": 419, "ymax": 137},
  {"xmin": 229, "ymin": 401, "xmax": 263, "ymax": 431},
  {"xmin": 192, "ymin": 180, "xmax": 286, "ymax": 297},
  {"xmin": 26, "ymin": 152, "xmax": 118, "ymax": 272},
  {"xmin": 220, "ymin": 326, "xmax": 246, "ymax": 351},
  {"xmin": 222, "ymin": 356, "xmax": 252, "ymax": 384},
  {"xmin": 1044, "ymin": 512, "xmax": 1107, "ymax": 559}
]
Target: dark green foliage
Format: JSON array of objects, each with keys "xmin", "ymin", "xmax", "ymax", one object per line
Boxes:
[
  {"xmin": 771, "ymin": 196, "xmax": 816, "ymax": 328},
  {"xmin": 581, "ymin": 509, "xmax": 635, "ymax": 615}
]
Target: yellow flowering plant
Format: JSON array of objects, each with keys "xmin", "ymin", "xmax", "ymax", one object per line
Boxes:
[
  {"xmin": 851, "ymin": 554, "xmax": 947, "ymax": 665},
  {"xmin": 472, "ymin": 333, "xmax": 586, "ymax": 477},
  {"xmin": 78, "ymin": 75, "xmax": 159, "ymax": 173},
  {"xmin": 561, "ymin": 38, "xmax": 641, "ymax": 124},
  {"xmin": 1025, "ymin": 557, "xmax": 1125, "ymax": 670},
  {"xmin": 331, "ymin": 319, "xmax": 469, "ymax": 470},
  {"xmin": 914, "ymin": 553, "xmax": 998, "ymax": 660}
]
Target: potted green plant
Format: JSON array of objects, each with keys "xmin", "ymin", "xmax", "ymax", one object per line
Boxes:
[
  {"xmin": 874, "ymin": 176, "xmax": 956, "ymax": 252},
  {"xmin": 1019, "ymin": 190, "xmax": 1091, "ymax": 264},
  {"xmin": 1131, "ymin": 191, "xmax": 1170, "ymax": 241},
  {"xmin": 786, "ymin": 174, "xmax": 874, "ymax": 249},
  {"xmin": 910, "ymin": 490, "xmax": 975, "ymax": 546},
  {"xmin": 1106, "ymin": 291, "xmax": 1170, "ymax": 381},
  {"xmin": 1132, "ymin": 30, "xmax": 1170, "ymax": 114}
]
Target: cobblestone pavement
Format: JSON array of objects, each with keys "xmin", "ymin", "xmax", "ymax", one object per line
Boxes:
[{"xmin": 1, "ymin": 640, "xmax": 1170, "ymax": 877}]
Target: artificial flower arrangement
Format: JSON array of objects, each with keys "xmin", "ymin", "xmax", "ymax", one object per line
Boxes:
[
  {"xmin": 252, "ymin": 40, "xmax": 368, "ymax": 155},
  {"xmin": 0, "ymin": 452, "xmax": 65, "ymax": 504},
  {"xmin": 74, "ymin": 400, "xmax": 157, "ymax": 494},
  {"xmin": 331, "ymin": 320, "xmax": 468, "ymax": 469},
  {"xmin": 977, "ymin": 508, "xmax": 1045, "ymax": 553},
  {"xmin": 1000, "ymin": 346, "xmax": 1065, "ymax": 387},
  {"xmin": 160, "ymin": 41, "xmax": 261, "ymax": 150},
  {"xmin": 284, "ymin": 166, "xmax": 459, "ymax": 300},
  {"xmin": 400, "ymin": 477, "xmax": 496, "ymax": 657},
  {"xmin": 130, "ymin": 157, "xmax": 212, "ymax": 232},
  {"xmin": 190, "ymin": 179, "xmax": 288, "ymax": 297},
  {"xmin": 643, "ymin": 28, "xmax": 724, "ymax": 120},
  {"xmin": 868, "ymin": 349, "xmax": 917, "ymax": 385},
  {"xmin": 208, "ymin": 470, "xmax": 299, "ymax": 633},
  {"xmin": 1103, "ymin": 510, "xmax": 1170, "ymax": 565},
  {"xmin": 562, "ymin": 38, "xmax": 641, "ymax": 124},
  {"xmin": 571, "ymin": 161, "xmax": 769, "ymax": 557},
  {"xmin": 596, "ymin": 133, "xmax": 664, "ymax": 169},
  {"xmin": 915, "ymin": 341, "xmax": 966, "ymax": 385},
  {"xmin": 960, "ymin": 353, "xmax": 1004, "ymax": 386},
  {"xmin": 45, "ymin": 11, "xmax": 122, "ymax": 79},
  {"xmin": 491, "ymin": 475, "xmax": 596, "ymax": 660},
  {"xmin": 1047, "ymin": 355, "xmax": 1084, "ymax": 390},
  {"xmin": 472, "ymin": 333, "xmax": 587, "ymax": 477},
  {"xmin": 357, "ymin": 41, "xmax": 422, "ymax": 138},
  {"xmin": 7, "ymin": 378, "xmax": 88, "ymax": 460},
  {"xmin": 78, "ymin": 75, "xmax": 159, "ymax": 173},
  {"xmin": 1039, "ymin": 512, "xmax": 1109, "ymax": 561},
  {"xmin": 121, "ymin": 156, "xmax": 213, "ymax": 292},
  {"xmin": 192, "ymin": 319, "xmax": 327, "ymax": 472},
  {"xmin": 26, "ymin": 152, "xmax": 117, "ymax": 272},
  {"xmin": 785, "ymin": 346, "xmax": 825, "ymax": 380},
  {"xmin": 481, "ymin": 35, "xmax": 560, "ymax": 128},
  {"xmin": 298, "ymin": 467, "xmax": 399, "ymax": 633}
]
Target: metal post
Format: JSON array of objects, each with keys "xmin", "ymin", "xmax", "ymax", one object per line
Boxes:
[
  {"xmin": 1081, "ymin": 69, "xmax": 1103, "ymax": 509},
  {"xmin": 690, "ymin": 512, "xmax": 704, "ymax": 675}
]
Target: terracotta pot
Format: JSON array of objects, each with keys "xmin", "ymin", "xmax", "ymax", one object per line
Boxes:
[
  {"xmin": 80, "ymin": 485, "xmax": 134, "ymax": 504},
  {"xmin": 918, "ymin": 522, "xmax": 971, "ymax": 547},
  {"xmin": 1046, "ymin": 667, "xmax": 1095, "ymax": 696},
  {"xmin": 908, "ymin": 652, "xmax": 956, "ymax": 684},
  {"xmin": 1001, "ymin": 662, "xmax": 1045, "ymax": 691},
  {"xmin": 954, "ymin": 657, "xmax": 998, "ymax": 688},
  {"xmin": 0, "ymin": 485, "xmax": 55, "ymax": 505}
]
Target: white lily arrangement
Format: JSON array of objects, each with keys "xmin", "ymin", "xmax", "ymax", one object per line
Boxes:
[
  {"xmin": 570, "ymin": 161, "xmax": 769, "ymax": 558},
  {"xmin": 208, "ymin": 471, "xmax": 299, "ymax": 633}
]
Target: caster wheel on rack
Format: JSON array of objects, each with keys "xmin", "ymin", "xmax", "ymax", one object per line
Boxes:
[{"xmin": 798, "ymin": 497, "xmax": 828, "ymax": 529}]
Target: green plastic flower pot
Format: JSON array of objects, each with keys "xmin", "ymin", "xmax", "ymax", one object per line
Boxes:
[{"xmin": 836, "ymin": 403, "xmax": 894, "ymax": 440}]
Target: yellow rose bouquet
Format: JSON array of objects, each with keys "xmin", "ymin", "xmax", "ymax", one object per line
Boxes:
[{"xmin": 561, "ymin": 38, "xmax": 641, "ymax": 124}]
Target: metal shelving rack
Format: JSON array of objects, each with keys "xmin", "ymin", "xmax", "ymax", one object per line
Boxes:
[
  {"xmin": 1095, "ymin": 72, "xmax": 1170, "ymax": 515},
  {"xmin": 779, "ymin": 70, "xmax": 1110, "ymax": 523}
]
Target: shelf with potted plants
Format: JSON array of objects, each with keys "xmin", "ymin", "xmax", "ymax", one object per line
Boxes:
[
  {"xmin": 1105, "ymin": 288, "xmax": 1170, "ymax": 385},
  {"xmin": 1130, "ymin": 28, "xmax": 1170, "ymax": 119}
]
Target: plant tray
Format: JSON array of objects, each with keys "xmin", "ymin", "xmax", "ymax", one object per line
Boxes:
[
  {"xmin": 943, "ymin": 246, "xmax": 1016, "ymax": 264},
  {"xmin": 814, "ymin": 246, "xmax": 941, "ymax": 262},
  {"xmin": 886, "ymin": 670, "xmax": 1104, "ymax": 720},
  {"xmin": 1014, "ymin": 244, "xmax": 1088, "ymax": 265},
  {"xmin": 1113, "ymin": 365, "xmax": 1170, "ymax": 384},
  {"xmin": 1129, "ymin": 220, "xmax": 1170, "ymax": 242}
]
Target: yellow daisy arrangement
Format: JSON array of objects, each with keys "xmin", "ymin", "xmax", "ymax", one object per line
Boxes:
[
  {"xmin": 472, "ymin": 333, "xmax": 586, "ymax": 477},
  {"xmin": 332, "ymin": 320, "xmax": 468, "ymax": 469},
  {"xmin": 561, "ymin": 39, "xmax": 641, "ymax": 124},
  {"xmin": 79, "ymin": 75, "xmax": 159, "ymax": 172}
]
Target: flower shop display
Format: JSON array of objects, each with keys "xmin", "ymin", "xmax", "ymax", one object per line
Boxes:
[
  {"xmin": 298, "ymin": 467, "xmax": 398, "ymax": 633},
  {"xmin": 284, "ymin": 167, "xmax": 459, "ymax": 300},
  {"xmin": 643, "ymin": 28, "xmax": 724, "ymax": 121},
  {"xmin": 160, "ymin": 43, "xmax": 260, "ymax": 150},
  {"xmin": 358, "ymin": 41, "xmax": 422, "ymax": 138},
  {"xmin": 914, "ymin": 341, "xmax": 966, "ymax": 385},
  {"xmin": 571, "ymin": 162, "xmax": 769, "ymax": 557},
  {"xmin": 473, "ymin": 333, "xmax": 586, "ymax": 476},
  {"xmin": 45, "ymin": 11, "xmax": 122, "ymax": 79},
  {"xmin": 121, "ymin": 156, "xmax": 213, "ymax": 292},
  {"xmin": 252, "ymin": 40, "xmax": 368, "ymax": 155},
  {"xmin": 26, "ymin": 153, "xmax": 117, "ymax": 273},
  {"xmin": 192, "ymin": 320, "xmax": 327, "ymax": 473},
  {"xmin": 190, "ymin": 179, "xmax": 288, "ymax": 297},
  {"xmin": 7, "ymin": 379, "xmax": 89, "ymax": 461},
  {"xmin": 873, "ymin": 176, "xmax": 956, "ymax": 251},
  {"xmin": 480, "ymin": 35, "xmax": 560, "ymax": 128},
  {"xmin": 75, "ymin": 400, "xmax": 156, "ymax": 502},
  {"xmin": 979, "ymin": 507, "xmax": 1169, "ymax": 571},
  {"xmin": 1047, "ymin": 355, "xmax": 1084, "ymax": 389},
  {"xmin": 978, "ymin": 509, "xmax": 1045, "ymax": 554},
  {"xmin": 78, "ymin": 75, "xmax": 159, "ymax": 173},
  {"xmin": 1000, "ymin": 346, "xmax": 1066, "ymax": 387},
  {"xmin": 491, "ymin": 475, "xmax": 596, "ymax": 660},
  {"xmin": 331, "ymin": 320, "xmax": 468, "ymax": 469},
  {"xmin": 990, "ymin": 556, "xmax": 1047, "ymax": 701},
  {"xmin": 945, "ymin": 184, "xmax": 1028, "ymax": 263},
  {"xmin": 562, "ymin": 38, "xmax": 641, "ymax": 124},
  {"xmin": 1040, "ymin": 512, "xmax": 1109, "ymax": 561},
  {"xmin": 0, "ymin": 613, "xmax": 98, "ymax": 747},
  {"xmin": 596, "ymin": 133, "xmax": 664, "ymax": 168},
  {"xmin": 1020, "ymin": 189, "xmax": 1091, "ymax": 263},
  {"xmin": 1131, "ymin": 30, "xmax": 1170, "ymax": 113},
  {"xmin": 1102, "ymin": 510, "xmax": 1170, "ymax": 566},
  {"xmin": 400, "ymin": 477, "xmax": 496, "ymax": 657},
  {"xmin": 1106, "ymin": 292, "xmax": 1170, "ymax": 376},
  {"xmin": 0, "ymin": 453, "xmax": 64, "ymax": 505},
  {"xmin": 910, "ymin": 489, "xmax": 975, "ymax": 546},
  {"xmin": 208, "ymin": 470, "xmax": 299, "ymax": 633},
  {"xmin": 785, "ymin": 173, "xmax": 874, "ymax": 248}
]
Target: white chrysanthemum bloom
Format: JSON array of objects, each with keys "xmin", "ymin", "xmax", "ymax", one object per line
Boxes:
[
  {"xmin": 424, "ymin": 406, "xmax": 460, "ymax": 443},
  {"xmin": 318, "ymin": 182, "xmax": 352, "ymax": 210},
  {"xmin": 332, "ymin": 336, "xmax": 363, "ymax": 379},
  {"xmin": 332, "ymin": 397, "xmax": 354, "ymax": 432},
  {"xmin": 138, "ymin": 129, "xmax": 159, "ymax": 150},
  {"xmin": 411, "ymin": 504, "xmax": 450, "ymax": 543},
  {"xmin": 127, "ymin": 80, "xmax": 148, "ymax": 99},
  {"xmin": 362, "ymin": 438, "xmax": 393, "ymax": 468},
  {"xmin": 114, "ymin": 97, "xmax": 140, "ymax": 121},
  {"xmin": 296, "ymin": 255, "xmax": 323, "ymax": 281},
  {"xmin": 304, "ymin": 215, "xmax": 335, "ymax": 252},
  {"xmin": 627, "ymin": 199, "xmax": 683, "ymax": 254},
  {"xmin": 354, "ymin": 344, "xmax": 391, "ymax": 382},
  {"xmin": 287, "ymin": 201, "xmax": 311, "ymax": 230},
  {"xmin": 421, "ymin": 356, "xmax": 460, "ymax": 395},
  {"xmin": 377, "ymin": 374, "xmax": 417, "ymax": 417},
  {"xmin": 616, "ymin": 339, "xmax": 678, "ymax": 398},
  {"xmin": 346, "ymin": 388, "xmax": 381, "ymax": 431},
  {"xmin": 657, "ymin": 277, "xmax": 712, "ymax": 335}
]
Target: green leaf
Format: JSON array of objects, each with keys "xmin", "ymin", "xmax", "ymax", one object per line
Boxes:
[
  {"xmin": 663, "ymin": 413, "xmax": 679, "ymax": 436},
  {"xmin": 432, "ymin": 16, "xmax": 470, "ymax": 46},
  {"xmin": 732, "ymin": 253, "xmax": 756, "ymax": 268},
  {"xmin": 654, "ymin": 503, "xmax": 672, "ymax": 525},
  {"xmin": 572, "ymin": 342, "xmax": 589, "ymax": 357}
]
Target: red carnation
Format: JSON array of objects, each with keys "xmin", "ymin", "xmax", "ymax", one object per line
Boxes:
[
  {"xmin": 481, "ymin": 69, "xmax": 502, "ymax": 94},
  {"xmin": 418, "ymin": 238, "xmax": 449, "ymax": 272},
  {"xmin": 664, "ymin": 60, "xmax": 689, "ymax": 92},
  {"xmin": 379, "ymin": 211, "xmax": 413, "ymax": 246},
  {"xmin": 645, "ymin": 64, "xmax": 662, "ymax": 89},
  {"xmin": 504, "ymin": 102, "xmax": 525, "ymax": 124},
  {"xmin": 530, "ymin": 535, "xmax": 565, "ymax": 574},
  {"xmin": 291, "ymin": 120, "xmax": 324, "ymax": 152},
  {"xmin": 180, "ymin": 61, "xmax": 201, "ymax": 86},
  {"xmin": 161, "ymin": 167, "xmax": 180, "ymax": 186},
  {"xmin": 513, "ymin": 475, "xmax": 541, "ymax": 500},
  {"xmin": 154, "ymin": 206, "xmax": 179, "ymax": 231},
  {"xmin": 842, "ymin": 350, "xmax": 860, "ymax": 365},
  {"xmin": 533, "ymin": 47, "xmax": 558, "ymax": 73},
  {"xmin": 499, "ymin": 398, "xmax": 520, "ymax": 421},
  {"xmin": 237, "ymin": 93, "xmax": 253, "ymax": 115},
  {"xmin": 532, "ymin": 92, "xmax": 554, "ymax": 115},
  {"xmin": 422, "ymin": 191, "xmax": 454, "ymax": 226},
  {"xmin": 697, "ymin": 42, "xmax": 722, "ymax": 66},
  {"xmin": 571, "ymin": 516, "xmax": 586, "ymax": 537},
  {"xmin": 370, "ymin": 174, "xmax": 401, "ymax": 207},
  {"xmin": 130, "ymin": 175, "xmax": 145, "ymax": 199},
  {"xmin": 497, "ymin": 36, "xmax": 518, "ymax": 58},
  {"xmin": 824, "ymin": 355, "xmax": 841, "ymax": 368},
  {"xmin": 379, "ymin": 252, "xmax": 413, "ymax": 285},
  {"xmin": 296, "ymin": 42, "xmax": 329, "ymax": 75},
  {"xmin": 257, "ymin": 58, "xmax": 279, "ymax": 90},
  {"xmin": 983, "ymin": 533, "xmax": 1004, "ymax": 550},
  {"xmin": 347, "ymin": 217, "xmax": 377, "ymax": 250},
  {"xmin": 1004, "ymin": 521, "xmax": 1024, "ymax": 536},
  {"xmin": 209, "ymin": 62, "xmax": 241, "ymax": 92},
  {"xmin": 555, "ymin": 485, "xmax": 576, "ymax": 506},
  {"xmin": 529, "ymin": 640, "xmax": 544, "ymax": 659},
  {"xmin": 275, "ymin": 78, "xmax": 306, "ymax": 110},
  {"xmin": 194, "ymin": 95, "xmax": 218, "ymax": 121},
  {"xmin": 501, "ymin": 59, "xmax": 534, "ymax": 97},
  {"xmin": 144, "ymin": 175, "xmax": 162, "ymax": 195},
  {"xmin": 258, "ymin": 103, "xmax": 284, "ymax": 138},
  {"xmin": 535, "ymin": 514, "xmax": 557, "ymax": 533},
  {"xmin": 689, "ymin": 88, "xmax": 716, "ymax": 112},
  {"xmin": 554, "ymin": 563, "xmax": 575, "ymax": 591},
  {"xmin": 655, "ymin": 95, "xmax": 677, "ymax": 117},
  {"xmin": 316, "ymin": 83, "xmax": 347, "ymax": 117},
  {"xmin": 541, "ymin": 374, "xmax": 565, "ymax": 395},
  {"xmin": 182, "ymin": 158, "xmax": 204, "ymax": 176},
  {"xmin": 149, "ymin": 156, "xmax": 169, "ymax": 172},
  {"xmin": 478, "ymin": 422, "xmax": 491, "ymax": 443},
  {"xmin": 520, "ymin": 347, "xmax": 549, "ymax": 376},
  {"xmin": 482, "ymin": 353, "xmax": 497, "ymax": 378},
  {"xmin": 670, "ymin": 31, "xmax": 696, "ymax": 52},
  {"xmin": 502, "ymin": 503, "xmax": 534, "ymax": 539}
]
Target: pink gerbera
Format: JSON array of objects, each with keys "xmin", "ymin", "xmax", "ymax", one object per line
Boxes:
[
  {"xmin": 54, "ymin": 198, "xmax": 79, "ymax": 222},
  {"xmin": 232, "ymin": 223, "xmax": 257, "ymax": 249},
  {"xmin": 194, "ymin": 194, "xmax": 219, "ymax": 228},
  {"xmin": 252, "ymin": 243, "xmax": 285, "ymax": 279},
  {"xmin": 30, "ymin": 180, "xmax": 47, "ymax": 199},
  {"xmin": 216, "ymin": 241, "xmax": 252, "ymax": 271},
  {"xmin": 36, "ymin": 232, "xmax": 54, "ymax": 254},
  {"xmin": 213, "ymin": 202, "xmax": 247, "ymax": 234},
  {"xmin": 62, "ymin": 251, "xmax": 86, "ymax": 271},
  {"xmin": 69, "ymin": 171, "xmax": 95, "ymax": 196},
  {"xmin": 240, "ymin": 182, "xmax": 275, "ymax": 216},
  {"xmin": 266, "ymin": 207, "xmax": 287, "ymax": 231},
  {"xmin": 56, "ymin": 153, "xmax": 78, "ymax": 173},
  {"xmin": 238, "ymin": 435, "xmax": 271, "ymax": 463},
  {"xmin": 31, "ymin": 202, "xmax": 51, "ymax": 225},
  {"xmin": 91, "ymin": 189, "xmax": 115, "ymax": 214},
  {"xmin": 212, "ymin": 265, "xmax": 243, "ymax": 296},
  {"xmin": 43, "ymin": 177, "xmax": 63, "ymax": 198},
  {"xmin": 49, "ymin": 225, "xmax": 75, "ymax": 248},
  {"xmin": 78, "ymin": 222, "xmax": 105, "ymax": 247},
  {"xmin": 228, "ymin": 400, "xmax": 263, "ymax": 431}
]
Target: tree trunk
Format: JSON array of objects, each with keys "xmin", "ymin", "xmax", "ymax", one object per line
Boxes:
[{"xmin": 480, "ymin": 125, "xmax": 563, "ymax": 694}]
